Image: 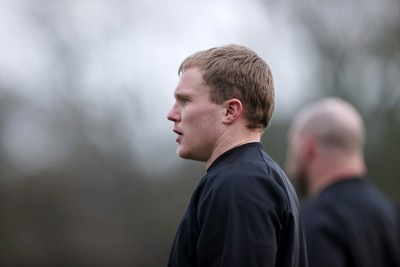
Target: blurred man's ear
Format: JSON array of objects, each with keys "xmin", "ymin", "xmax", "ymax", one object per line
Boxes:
[{"xmin": 303, "ymin": 136, "xmax": 316, "ymax": 162}]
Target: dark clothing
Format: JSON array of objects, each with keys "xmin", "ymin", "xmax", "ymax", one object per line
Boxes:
[
  {"xmin": 168, "ymin": 142, "xmax": 308, "ymax": 267},
  {"xmin": 303, "ymin": 178, "xmax": 400, "ymax": 267}
]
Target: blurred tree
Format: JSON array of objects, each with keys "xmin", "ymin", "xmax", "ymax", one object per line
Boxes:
[
  {"xmin": 0, "ymin": 0, "xmax": 185, "ymax": 265},
  {"xmin": 263, "ymin": 0, "xmax": 400, "ymax": 203}
]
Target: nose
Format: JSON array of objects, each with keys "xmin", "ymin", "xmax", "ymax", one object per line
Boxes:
[{"xmin": 167, "ymin": 103, "xmax": 180, "ymax": 122}]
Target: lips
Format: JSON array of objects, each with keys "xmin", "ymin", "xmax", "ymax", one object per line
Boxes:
[
  {"xmin": 173, "ymin": 129, "xmax": 183, "ymax": 135},
  {"xmin": 173, "ymin": 129, "xmax": 183, "ymax": 142}
]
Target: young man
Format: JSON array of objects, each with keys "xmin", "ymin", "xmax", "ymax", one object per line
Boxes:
[
  {"xmin": 167, "ymin": 44, "xmax": 308, "ymax": 267},
  {"xmin": 285, "ymin": 97, "xmax": 400, "ymax": 267}
]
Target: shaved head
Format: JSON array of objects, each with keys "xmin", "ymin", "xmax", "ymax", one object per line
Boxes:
[
  {"xmin": 292, "ymin": 97, "xmax": 365, "ymax": 153},
  {"xmin": 286, "ymin": 97, "xmax": 366, "ymax": 196}
]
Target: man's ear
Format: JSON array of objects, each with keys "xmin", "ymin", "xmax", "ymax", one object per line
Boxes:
[
  {"xmin": 303, "ymin": 136, "xmax": 316, "ymax": 161},
  {"xmin": 223, "ymin": 98, "xmax": 243, "ymax": 124}
]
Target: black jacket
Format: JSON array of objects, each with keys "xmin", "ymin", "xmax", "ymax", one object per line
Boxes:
[
  {"xmin": 303, "ymin": 178, "xmax": 400, "ymax": 267},
  {"xmin": 168, "ymin": 142, "xmax": 308, "ymax": 267}
]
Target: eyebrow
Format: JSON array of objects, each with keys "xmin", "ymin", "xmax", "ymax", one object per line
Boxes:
[{"xmin": 174, "ymin": 90, "xmax": 193, "ymax": 99}]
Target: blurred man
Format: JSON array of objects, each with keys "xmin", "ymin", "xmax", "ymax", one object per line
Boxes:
[
  {"xmin": 167, "ymin": 44, "xmax": 308, "ymax": 267},
  {"xmin": 286, "ymin": 97, "xmax": 400, "ymax": 267}
]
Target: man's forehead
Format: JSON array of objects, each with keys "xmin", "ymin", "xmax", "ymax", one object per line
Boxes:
[
  {"xmin": 174, "ymin": 86, "xmax": 193, "ymax": 97},
  {"xmin": 174, "ymin": 74, "xmax": 209, "ymax": 96}
]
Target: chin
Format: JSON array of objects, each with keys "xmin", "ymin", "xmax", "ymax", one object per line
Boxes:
[
  {"xmin": 177, "ymin": 147, "xmax": 206, "ymax": 162},
  {"xmin": 177, "ymin": 147, "xmax": 191, "ymax": 159}
]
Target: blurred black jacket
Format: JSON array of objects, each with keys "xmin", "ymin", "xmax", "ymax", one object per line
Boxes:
[{"xmin": 303, "ymin": 178, "xmax": 400, "ymax": 267}]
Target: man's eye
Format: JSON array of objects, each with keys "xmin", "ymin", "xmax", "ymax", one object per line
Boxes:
[{"xmin": 181, "ymin": 98, "xmax": 190, "ymax": 105}]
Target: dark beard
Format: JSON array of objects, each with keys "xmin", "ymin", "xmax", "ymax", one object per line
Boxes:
[{"xmin": 293, "ymin": 171, "xmax": 310, "ymax": 199}]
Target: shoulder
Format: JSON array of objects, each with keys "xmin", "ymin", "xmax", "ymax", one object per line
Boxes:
[
  {"xmin": 302, "ymin": 179, "xmax": 395, "ymax": 235},
  {"xmin": 322, "ymin": 179, "xmax": 398, "ymax": 218},
  {"xmin": 202, "ymin": 146, "xmax": 293, "ymax": 211},
  {"xmin": 208, "ymin": 148, "xmax": 283, "ymax": 190}
]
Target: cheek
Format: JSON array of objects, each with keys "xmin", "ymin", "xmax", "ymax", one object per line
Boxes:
[
  {"xmin": 184, "ymin": 111, "xmax": 220, "ymax": 147},
  {"xmin": 187, "ymin": 121, "xmax": 215, "ymax": 143},
  {"xmin": 185, "ymin": 107, "xmax": 219, "ymax": 128},
  {"xmin": 294, "ymin": 146, "xmax": 304, "ymax": 168},
  {"xmin": 287, "ymin": 145, "xmax": 301, "ymax": 175}
]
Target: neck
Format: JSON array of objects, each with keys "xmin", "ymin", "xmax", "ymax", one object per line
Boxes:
[
  {"xmin": 308, "ymin": 153, "xmax": 366, "ymax": 197},
  {"xmin": 206, "ymin": 130, "xmax": 261, "ymax": 169}
]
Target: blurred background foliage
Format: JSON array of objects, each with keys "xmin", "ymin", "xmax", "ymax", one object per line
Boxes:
[{"xmin": 0, "ymin": 0, "xmax": 399, "ymax": 266}]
